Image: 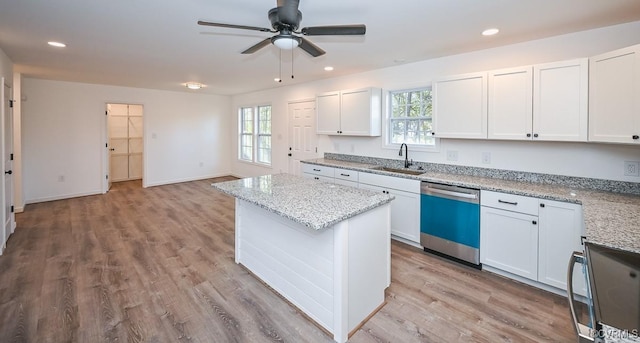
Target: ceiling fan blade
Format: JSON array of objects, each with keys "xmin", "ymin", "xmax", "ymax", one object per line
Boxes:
[
  {"xmin": 198, "ymin": 20, "xmax": 273, "ymax": 33},
  {"xmin": 241, "ymin": 38, "xmax": 273, "ymax": 54},
  {"xmin": 301, "ymin": 24, "xmax": 366, "ymax": 36},
  {"xmin": 277, "ymin": 0, "xmax": 301, "ymax": 27},
  {"xmin": 298, "ymin": 37, "xmax": 325, "ymax": 57}
]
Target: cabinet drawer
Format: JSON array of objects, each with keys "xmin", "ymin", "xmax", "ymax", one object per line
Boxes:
[
  {"xmin": 359, "ymin": 172, "xmax": 420, "ymax": 193},
  {"xmin": 481, "ymin": 190, "xmax": 539, "ymax": 215},
  {"xmin": 301, "ymin": 164, "xmax": 335, "ymax": 178},
  {"xmin": 334, "ymin": 168, "xmax": 358, "ymax": 182}
]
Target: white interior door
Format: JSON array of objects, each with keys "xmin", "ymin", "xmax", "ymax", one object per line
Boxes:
[
  {"xmin": 107, "ymin": 103, "xmax": 144, "ymax": 183},
  {"xmin": 288, "ymin": 100, "xmax": 318, "ymax": 175},
  {"xmin": 2, "ymin": 81, "xmax": 14, "ymax": 250}
]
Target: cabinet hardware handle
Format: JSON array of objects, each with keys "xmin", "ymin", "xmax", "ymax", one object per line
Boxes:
[
  {"xmin": 4, "ymin": 170, "xmax": 11, "ymax": 175},
  {"xmin": 532, "ymin": 220, "xmax": 537, "ymax": 225},
  {"xmin": 526, "ymin": 133, "xmax": 531, "ymax": 138},
  {"xmin": 313, "ymin": 169, "xmax": 321, "ymax": 172},
  {"xmin": 533, "ymin": 133, "xmax": 539, "ymax": 138},
  {"xmin": 633, "ymin": 135, "xmax": 639, "ymax": 140},
  {"xmin": 498, "ymin": 199, "xmax": 518, "ymax": 205},
  {"xmin": 540, "ymin": 203, "xmax": 545, "ymax": 208},
  {"xmin": 314, "ymin": 177, "xmax": 319, "ymax": 180},
  {"xmin": 340, "ymin": 173, "xmax": 350, "ymax": 177},
  {"xmin": 431, "ymin": 132, "xmax": 435, "ymax": 136}
]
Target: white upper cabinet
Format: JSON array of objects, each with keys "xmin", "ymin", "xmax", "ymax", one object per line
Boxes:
[
  {"xmin": 487, "ymin": 59, "xmax": 588, "ymax": 141},
  {"xmin": 533, "ymin": 59, "xmax": 588, "ymax": 142},
  {"xmin": 316, "ymin": 88, "xmax": 381, "ymax": 136},
  {"xmin": 433, "ymin": 72, "xmax": 488, "ymax": 139},
  {"xmin": 316, "ymin": 91, "xmax": 341, "ymax": 135},
  {"xmin": 488, "ymin": 66, "xmax": 533, "ymax": 140},
  {"xmin": 589, "ymin": 44, "xmax": 640, "ymax": 144}
]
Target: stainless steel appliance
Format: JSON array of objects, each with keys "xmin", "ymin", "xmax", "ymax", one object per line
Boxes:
[
  {"xmin": 420, "ymin": 182, "xmax": 481, "ymax": 266},
  {"xmin": 568, "ymin": 242, "xmax": 640, "ymax": 342}
]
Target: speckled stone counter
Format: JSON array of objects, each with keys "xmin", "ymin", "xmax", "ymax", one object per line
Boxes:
[
  {"xmin": 301, "ymin": 157, "xmax": 640, "ymax": 254},
  {"xmin": 211, "ymin": 173, "xmax": 394, "ymax": 230}
]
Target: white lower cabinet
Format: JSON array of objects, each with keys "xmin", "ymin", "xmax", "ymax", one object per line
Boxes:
[
  {"xmin": 538, "ymin": 200, "xmax": 586, "ymax": 294},
  {"xmin": 480, "ymin": 190, "xmax": 586, "ymax": 295},
  {"xmin": 480, "ymin": 206, "xmax": 539, "ymax": 280},
  {"xmin": 359, "ymin": 172, "xmax": 421, "ymax": 244}
]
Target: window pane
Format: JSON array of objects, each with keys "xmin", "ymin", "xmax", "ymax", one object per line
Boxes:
[
  {"xmin": 391, "ymin": 92, "xmax": 407, "ymax": 118},
  {"xmin": 258, "ymin": 106, "xmax": 271, "ymax": 134},
  {"xmin": 241, "ymin": 107, "xmax": 253, "ymax": 134}
]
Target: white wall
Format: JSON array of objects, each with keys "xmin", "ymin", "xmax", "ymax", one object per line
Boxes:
[
  {"xmin": 22, "ymin": 78, "xmax": 231, "ymax": 203},
  {"xmin": 231, "ymin": 21, "xmax": 640, "ymax": 182},
  {"xmin": 0, "ymin": 48, "xmax": 12, "ymax": 86}
]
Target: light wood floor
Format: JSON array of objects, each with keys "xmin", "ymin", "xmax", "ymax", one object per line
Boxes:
[{"xmin": 0, "ymin": 178, "xmax": 577, "ymax": 342}]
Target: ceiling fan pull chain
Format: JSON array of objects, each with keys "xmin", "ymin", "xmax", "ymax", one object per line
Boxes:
[
  {"xmin": 291, "ymin": 47, "xmax": 294, "ymax": 79},
  {"xmin": 279, "ymin": 49, "xmax": 283, "ymax": 82}
]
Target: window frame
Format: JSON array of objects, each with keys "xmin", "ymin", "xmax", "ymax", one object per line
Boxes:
[
  {"xmin": 238, "ymin": 104, "xmax": 272, "ymax": 166},
  {"xmin": 382, "ymin": 85, "xmax": 439, "ymax": 153}
]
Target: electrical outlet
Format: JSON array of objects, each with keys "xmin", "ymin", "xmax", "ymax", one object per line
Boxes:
[
  {"xmin": 624, "ymin": 161, "xmax": 640, "ymax": 177},
  {"xmin": 446, "ymin": 150, "xmax": 458, "ymax": 161},
  {"xmin": 482, "ymin": 152, "xmax": 491, "ymax": 164}
]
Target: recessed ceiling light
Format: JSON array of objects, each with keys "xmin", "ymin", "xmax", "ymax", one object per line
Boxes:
[
  {"xmin": 482, "ymin": 28, "xmax": 499, "ymax": 36},
  {"xmin": 185, "ymin": 82, "xmax": 204, "ymax": 90},
  {"xmin": 274, "ymin": 78, "xmax": 282, "ymax": 82},
  {"xmin": 47, "ymin": 41, "xmax": 66, "ymax": 48},
  {"xmin": 324, "ymin": 66, "xmax": 334, "ymax": 71}
]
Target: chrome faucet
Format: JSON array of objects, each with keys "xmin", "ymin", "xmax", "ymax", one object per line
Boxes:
[{"xmin": 399, "ymin": 143, "xmax": 412, "ymax": 168}]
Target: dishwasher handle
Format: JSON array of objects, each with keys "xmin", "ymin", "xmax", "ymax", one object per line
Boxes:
[
  {"xmin": 426, "ymin": 187, "xmax": 478, "ymax": 200},
  {"xmin": 567, "ymin": 251, "xmax": 596, "ymax": 342}
]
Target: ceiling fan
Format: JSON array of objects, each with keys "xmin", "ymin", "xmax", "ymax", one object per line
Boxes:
[{"xmin": 197, "ymin": 0, "xmax": 366, "ymax": 57}]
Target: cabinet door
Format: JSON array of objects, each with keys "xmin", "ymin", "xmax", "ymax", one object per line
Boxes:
[
  {"xmin": 538, "ymin": 200, "xmax": 587, "ymax": 296},
  {"xmin": 360, "ymin": 183, "xmax": 420, "ymax": 243},
  {"xmin": 480, "ymin": 206, "xmax": 538, "ymax": 280},
  {"xmin": 433, "ymin": 72, "xmax": 488, "ymax": 139},
  {"xmin": 340, "ymin": 88, "xmax": 381, "ymax": 136},
  {"xmin": 533, "ymin": 59, "xmax": 588, "ymax": 142},
  {"xmin": 488, "ymin": 66, "xmax": 533, "ymax": 140},
  {"xmin": 589, "ymin": 44, "xmax": 640, "ymax": 144},
  {"xmin": 316, "ymin": 91, "xmax": 341, "ymax": 134}
]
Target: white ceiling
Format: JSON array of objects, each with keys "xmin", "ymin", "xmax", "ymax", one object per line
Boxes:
[{"xmin": 1, "ymin": 0, "xmax": 640, "ymax": 95}]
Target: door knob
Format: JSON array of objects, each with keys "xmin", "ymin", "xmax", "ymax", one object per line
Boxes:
[
  {"xmin": 109, "ymin": 148, "xmax": 115, "ymax": 151},
  {"xmin": 4, "ymin": 170, "xmax": 12, "ymax": 175}
]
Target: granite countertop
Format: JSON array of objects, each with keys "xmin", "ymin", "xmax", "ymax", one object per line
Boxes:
[
  {"xmin": 211, "ymin": 173, "xmax": 394, "ymax": 230},
  {"xmin": 302, "ymin": 158, "xmax": 640, "ymax": 254}
]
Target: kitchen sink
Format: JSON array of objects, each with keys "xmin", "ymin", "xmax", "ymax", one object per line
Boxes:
[{"xmin": 372, "ymin": 166, "xmax": 425, "ymax": 176}]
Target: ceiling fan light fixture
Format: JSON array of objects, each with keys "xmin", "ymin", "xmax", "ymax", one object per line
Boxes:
[
  {"xmin": 185, "ymin": 82, "xmax": 204, "ymax": 90},
  {"xmin": 272, "ymin": 36, "xmax": 300, "ymax": 50},
  {"xmin": 324, "ymin": 66, "xmax": 334, "ymax": 71}
]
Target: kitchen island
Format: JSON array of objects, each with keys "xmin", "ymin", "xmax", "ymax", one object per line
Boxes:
[{"xmin": 212, "ymin": 174, "xmax": 394, "ymax": 343}]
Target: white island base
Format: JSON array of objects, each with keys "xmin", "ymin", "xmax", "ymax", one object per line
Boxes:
[{"xmin": 235, "ymin": 199, "xmax": 391, "ymax": 343}]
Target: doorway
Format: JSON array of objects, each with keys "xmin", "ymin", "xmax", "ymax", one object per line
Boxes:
[
  {"xmin": 106, "ymin": 103, "xmax": 143, "ymax": 190},
  {"xmin": 288, "ymin": 99, "xmax": 318, "ymax": 176}
]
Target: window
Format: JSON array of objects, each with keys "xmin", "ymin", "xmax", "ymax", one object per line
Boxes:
[
  {"xmin": 239, "ymin": 105, "xmax": 272, "ymax": 165},
  {"xmin": 388, "ymin": 87, "xmax": 435, "ymax": 147}
]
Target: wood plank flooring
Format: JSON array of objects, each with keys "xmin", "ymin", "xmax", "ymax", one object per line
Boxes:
[{"xmin": 0, "ymin": 178, "xmax": 578, "ymax": 342}]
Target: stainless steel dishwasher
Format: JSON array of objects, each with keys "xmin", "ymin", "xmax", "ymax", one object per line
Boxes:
[{"xmin": 420, "ymin": 182, "xmax": 481, "ymax": 267}]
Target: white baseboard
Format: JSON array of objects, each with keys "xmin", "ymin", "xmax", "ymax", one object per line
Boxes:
[
  {"xmin": 25, "ymin": 190, "xmax": 103, "ymax": 205},
  {"xmin": 143, "ymin": 172, "xmax": 234, "ymax": 188}
]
